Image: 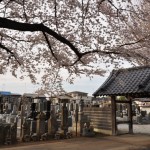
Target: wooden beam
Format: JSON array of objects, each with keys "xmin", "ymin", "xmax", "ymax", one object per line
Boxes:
[{"xmin": 116, "ymin": 121, "xmax": 130, "ymax": 124}]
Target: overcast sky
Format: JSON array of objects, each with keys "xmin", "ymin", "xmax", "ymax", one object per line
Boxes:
[
  {"xmin": 0, "ymin": 61, "xmax": 132, "ymax": 96},
  {"xmin": 63, "ymin": 75, "xmax": 107, "ymax": 96},
  {"xmin": 0, "ymin": 72, "xmax": 107, "ymax": 96}
]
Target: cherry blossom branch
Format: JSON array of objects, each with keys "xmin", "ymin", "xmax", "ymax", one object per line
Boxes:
[
  {"xmin": 62, "ymin": 50, "xmax": 120, "ymax": 66},
  {"xmin": 42, "ymin": 31, "xmax": 58, "ymax": 61},
  {"xmin": 0, "ymin": 32, "xmax": 31, "ymax": 42},
  {"xmin": 99, "ymin": 0, "xmax": 105, "ymax": 4},
  {"xmin": 81, "ymin": 50, "xmax": 120, "ymax": 56},
  {"xmin": 22, "ymin": 0, "xmax": 28, "ymax": 22},
  {"xmin": 0, "ymin": 42, "xmax": 21, "ymax": 65},
  {"xmin": 0, "ymin": 17, "xmax": 81, "ymax": 58},
  {"xmin": 99, "ymin": 0, "xmax": 121, "ymax": 16},
  {"xmin": 118, "ymin": 35, "xmax": 150, "ymax": 48},
  {"xmin": 54, "ymin": 0, "xmax": 60, "ymax": 34},
  {"xmin": 0, "ymin": 17, "xmax": 148, "ymax": 67},
  {"xmin": 62, "ymin": 57, "xmax": 84, "ymax": 67}
]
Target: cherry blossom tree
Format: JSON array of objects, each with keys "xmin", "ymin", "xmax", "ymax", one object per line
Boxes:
[{"xmin": 0, "ymin": 0, "xmax": 149, "ymax": 95}]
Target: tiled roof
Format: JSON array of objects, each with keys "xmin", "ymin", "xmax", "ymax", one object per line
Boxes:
[
  {"xmin": 23, "ymin": 93, "xmax": 45, "ymax": 98},
  {"xmin": 93, "ymin": 66, "xmax": 150, "ymax": 97},
  {"xmin": 0, "ymin": 91, "xmax": 11, "ymax": 95}
]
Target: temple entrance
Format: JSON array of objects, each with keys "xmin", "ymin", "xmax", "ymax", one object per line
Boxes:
[
  {"xmin": 116, "ymin": 98, "xmax": 150, "ymax": 135},
  {"xmin": 93, "ymin": 66, "xmax": 150, "ymax": 136}
]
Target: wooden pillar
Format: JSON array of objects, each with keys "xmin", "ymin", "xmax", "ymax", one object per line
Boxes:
[
  {"xmin": 111, "ymin": 96, "xmax": 117, "ymax": 135},
  {"xmin": 128, "ymin": 97, "xmax": 133, "ymax": 134}
]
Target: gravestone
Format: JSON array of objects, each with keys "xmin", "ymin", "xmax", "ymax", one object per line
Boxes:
[
  {"xmin": 82, "ymin": 124, "xmax": 95, "ymax": 137},
  {"xmin": 38, "ymin": 103, "xmax": 44, "ymax": 112},
  {"xmin": 0, "ymin": 103, "xmax": 4, "ymax": 114},
  {"xmin": 72, "ymin": 103, "xmax": 90, "ymax": 136},
  {"xmin": 0, "ymin": 124, "xmax": 4, "ymax": 144},
  {"xmin": 36, "ymin": 112, "xmax": 46, "ymax": 138},
  {"xmin": 61, "ymin": 102, "xmax": 68, "ymax": 137},
  {"xmin": 30, "ymin": 120, "xmax": 37, "ymax": 134},
  {"xmin": 4, "ymin": 123, "xmax": 11, "ymax": 144},
  {"xmin": 48, "ymin": 116, "xmax": 57, "ymax": 136},
  {"xmin": 11, "ymin": 105, "xmax": 17, "ymax": 115},
  {"xmin": 136, "ymin": 115, "xmax": 142, "ymax": 124},
  {"xmin": 25, "ymin": 104, "xmax": 30, "ymax": 117},
  {"xmin": 10, "ymin": 122, "xmax": 17, "ymax": 144},
  {"xmin": 21, "ymin": 119, "xmax": 31, "ymax": 142}
]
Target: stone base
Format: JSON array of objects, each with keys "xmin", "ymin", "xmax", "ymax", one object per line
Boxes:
[{"xmin": 94, "ymin": 128, "xmax": 112, "ymax": 135}]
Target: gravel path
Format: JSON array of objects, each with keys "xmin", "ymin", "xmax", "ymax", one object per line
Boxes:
[{"xmin": 1, "ymin": 135, "xmax": 150, "ymax": 150}]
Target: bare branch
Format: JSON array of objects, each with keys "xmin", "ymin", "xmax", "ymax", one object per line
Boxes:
[
  {"xmin": 0, "ymin": 42, "xmax": 21, "ymax": 65},
  {"xmin": 82, "ymin": 0, "xmax": 84, "ymax": 34},
  {"xmin": 62, "ymin": 57, "xmax": 84, "ymax": 67},
  {"xmin": 84, "ymin": 0, "xmax": 90, "ymax": 16},
  {"xmin": 0, "ymin": 32, "xmax": 31, "ymax": 42},
  {"xmin": 99, "ymin": 0, "xmax": 106, "ymax": 4},
  {"xmin": 107, "ymin": 0, "xmax": 119, "ymax": 16},
  {"xmin": 54, "ymin": 0, "xmax": 60, "ymax": 34},
  {"xmin": 22, "ymin": 0, "xmax": 28, "ymax": 22},
  {"xmin": 42, "ymin": 31, "xmax": 58, "ymax": 61},
  {"xmin": 81, "ymin": 49, "xmax": 120, "ymax": 56},
  {"xmin": 118, "ymin": 35, "xmax": 150, "ymax": 48},
  {"xmin": 62, "ymin": 50, "xmax": 121, "ymax": 67}
]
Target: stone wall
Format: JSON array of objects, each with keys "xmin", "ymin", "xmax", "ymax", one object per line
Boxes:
[{"xmin": 83, "ymin": 107, "xmax": 112, "ymax": 135}]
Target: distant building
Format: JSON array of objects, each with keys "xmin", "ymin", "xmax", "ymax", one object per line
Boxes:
[
  {"xmin": 51, "ymin": 94, "xmax": 72, "ymax": 104},
  {"xmin": 22, "ymin": 93, "xmax": 47, "ymax": 103},
  {"xmin": 68, "ymin": 91, "xmax": 92, "ymax": 105}
]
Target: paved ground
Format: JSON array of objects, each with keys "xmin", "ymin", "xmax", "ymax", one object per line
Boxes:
[
  {"xmin": 1, "ymin": 134, "xmax": 150, "ymax": 150},
  {"xmin": 118, "ymin": 124, "xmax": 150, "ymax": 134}
]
